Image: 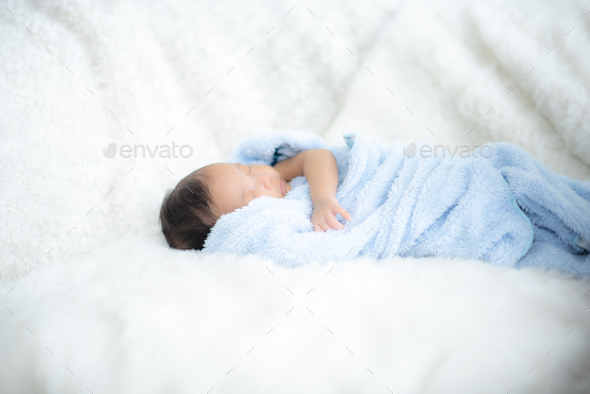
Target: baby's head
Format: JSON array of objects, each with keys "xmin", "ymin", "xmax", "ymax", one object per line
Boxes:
[{"xmin": 159, "ymin": 162, "xmax": 291, "ymax": 250}]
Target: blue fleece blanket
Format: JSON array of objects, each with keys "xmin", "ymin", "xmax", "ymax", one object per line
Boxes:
[{"xmin": 203, "ymin": 131, "xmax": 590, "ymax": 277}]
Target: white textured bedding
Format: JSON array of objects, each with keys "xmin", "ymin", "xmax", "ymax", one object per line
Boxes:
[{"xmin": 1, "ymin": 0, "xmax": 589, "ymax": 392}]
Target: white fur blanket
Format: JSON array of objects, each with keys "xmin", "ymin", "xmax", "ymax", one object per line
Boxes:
[{"xmin": 1, "ymin": 0, "xmax": 589, "ymax": 392}]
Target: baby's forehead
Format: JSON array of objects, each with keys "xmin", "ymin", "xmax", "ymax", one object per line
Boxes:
[
  {"xmin": 198, "ymin": 163, "xmax": 239, "ymax": 187},
  {"xmin": 204, "ymin": 162, "xmax": 238, "ymax": 172}
]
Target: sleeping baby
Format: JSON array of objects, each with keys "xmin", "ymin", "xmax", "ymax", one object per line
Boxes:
[
  {"xmin": 159, "ymin": 131, "xmax": 590, "ymax": 276},
  {"xmin": 159, "ymin": 148, "xmax": 351, "ymax": 251}
]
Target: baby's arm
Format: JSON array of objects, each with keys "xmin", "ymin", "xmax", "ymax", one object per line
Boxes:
[{"xmin": 273, "ymin": 149, "xmax": 352, "ymax": 232}]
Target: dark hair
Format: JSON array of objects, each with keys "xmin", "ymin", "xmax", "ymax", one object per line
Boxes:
[{"xmin": 159, "ymin": 170, "xmax": 218, "ymax": 250}]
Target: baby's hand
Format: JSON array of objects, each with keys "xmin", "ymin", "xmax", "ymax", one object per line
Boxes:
[{"xmin": 311, "ymin": 192, "xmax": 352, "ymax": 232}]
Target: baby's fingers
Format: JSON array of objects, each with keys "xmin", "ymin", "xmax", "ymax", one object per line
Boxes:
[
  {"xmin": 334, "ymin": 206, "xmax": 352, "ymax": 221},
  {"xmin": 326, "ymin": 213, "xmax": 345, "ymax": 230},
  {"xmin": 312, "ymin": 217, "xmax": 330, "ymax": 232}
]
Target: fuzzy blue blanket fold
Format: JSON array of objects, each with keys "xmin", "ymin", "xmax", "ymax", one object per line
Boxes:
[{"xmin": 203, "ymin": 131, "xmax": 590, "ymax": 277}]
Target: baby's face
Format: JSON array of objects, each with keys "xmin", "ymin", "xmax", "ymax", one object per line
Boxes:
[{"xmin": 203, "ymin": 163, "xmax": 292, "ymax": 217}]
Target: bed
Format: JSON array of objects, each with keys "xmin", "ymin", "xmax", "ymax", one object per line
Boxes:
[{"xmin": 1, "ymin": 0, "xmax": 589, "ymax": 392}]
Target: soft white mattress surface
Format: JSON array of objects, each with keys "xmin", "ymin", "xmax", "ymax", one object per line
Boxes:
[{"xmin": 1, "ymin": 0, "xmax": 589, "ymax": 392}]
